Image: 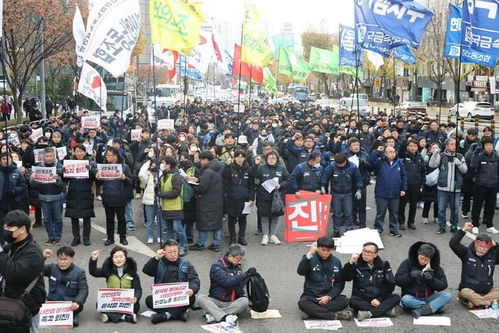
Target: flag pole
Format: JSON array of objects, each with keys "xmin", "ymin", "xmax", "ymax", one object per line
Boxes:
[
  {"xmin": 248, "ymin": 65, "xmax": 253, "ymax": 105},
  {"xmin": 275, "ymin": 46, "xmax": 280, "ymax": 102},
  {"xmin": 152, "ymin": 45, "xmax": 157, "ymax": 124},
  {"xmin": 392, "ymin": 56, "xmax": 396, "ymax": 117},
  {"xmin": 151, "ymin": 44, "xmax": 162, "ymax": 245},
  {"xmin": 236, "ymin": 21, "xmax": 244, "ymax": 127},
  {"xmin": 1, "ymin": 40, "xmax": 9, "ymax": 147},
  {"xmin": 355, "ymin": 48, "xmax": 360, "ymax": 121},
  {"xmin": 183, "ymin": 55, "xmax": 187, "ymax": 110}
]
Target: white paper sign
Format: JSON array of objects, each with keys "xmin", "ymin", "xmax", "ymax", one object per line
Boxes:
[
  {"xmin": 84, "ymin": 144, "xmax": 94, "ymax": 155},
  {"xmin": 242, "ymin": 202, "xmax": 255, "ymax": 215},
  {"xmin": 81, "ymin": 115, "xmax": 100, "ymax": 129},
  {"xmin": 30, "ymin": 128, "xmax": 43, "ymax": 142},
  {"xmin": 31, "ymin": 166, "xmax": 57, "ymax": 183},
  {"xmin": 8, "ymin": 133, "xmax": 20, "ymax": 146},
  {"xmin": 157, "ymin": 119, "xmax": 175, "ymax": 130},
  {"xmin": 131, "ymin": 128, "xmax": 142, "ymax": 141},
  {"xmin": 97, "ymin": 288, "xmax": 134, "ymax": 314},
  {"xmin": 63, "ymin": 160, "xmax": 89, "ymax": 178},
  {"xmin": 234, "ymin": 104, "xmax": 245, "ymax": 113},
  {"xmin": 354, "ymin": 317, "xmax": 393, "ymax": 328},
  {"xmin": 335, "ymin": 228, "xmax": 384, "ymax": 254},
  {"xmin": 413, "ymin": 316, "xmax": 451, "ymax": 326},
  {"xmin": 201, "ymin": 322, "xmax": 241, "ymax": 333},
  {"xmin": 152, "ymin": 282, "xmax": 189, "ymax": 309},
  {"xmin": 97, "ymin": 164, "xmax": 123, "ymax": 179},
  {"xmin": 33, "ymin": 148, "xmax": 46, "ymax": 163},
  {"xmin": 304, "ymin": 320, "xmax": 342, "ymax": 330},
  {"xmin": 470, "ymin": 309, "xmax": 499, "ymax": 319},
  {"xmin": 39, "ymin": 301, "xmax": 73, "ymax": 328},
  {"xmin": 56, "ymin": 146, "xmax": 67, "ymax": 160},
  {"xmin": 250, "ymin": 309, "xmax": 281, "ymax": 319},
  {"xmin": 262, "ymin": 178, "xmax": 279, "ymax": 193}
]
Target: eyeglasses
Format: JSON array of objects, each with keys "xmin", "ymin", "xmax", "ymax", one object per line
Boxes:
[{"xmin": 362, "ymin": 250, "xmax": 377, "ymax": 255}]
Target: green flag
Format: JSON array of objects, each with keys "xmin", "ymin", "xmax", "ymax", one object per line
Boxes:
[
  {"xmin": 278, "ymin": 46, "xmax": 293, "ymax": 75},
  {"xmin": 309, "ymin": 46, "xmax": 339, "ymax": 75},
  {"xmin": 289, "ymin": 55, "xmax": 311, "ymax": 82},
  {"xmin": 262, "ymin": 68, "xmax": 277, "ymax": 94},
  {"xmin": 340, "ymin": 66, "xmax": 362, "ymax": 78}
]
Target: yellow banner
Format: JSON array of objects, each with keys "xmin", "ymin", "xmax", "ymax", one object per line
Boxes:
[
  {"xmin": 241, "ymin": 2, "xmax": 273, "ymax": 67},
  {"xmin": 150, "ymin": 0, "xmax": 205, "ymax": 54}
]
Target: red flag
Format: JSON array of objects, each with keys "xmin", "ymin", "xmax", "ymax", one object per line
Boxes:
[
  {"xmin": 167, "ymin": 51, "xmax": 179, "ymax": 81},
  {"xmin": 232, "ymin": 44, "xmax": 263, "ymax": 84},
  {"xmin": 212, "ymin": 33, "xmax": 223, "ymax": 63}
]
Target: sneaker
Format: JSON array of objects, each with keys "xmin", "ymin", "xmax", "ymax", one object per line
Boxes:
[
  {"xmin": 486, "ymin": 227, "xmax": 499, "ymax": 234},
  {"xmin": 147, "ymin": 238, "xmax": 154, "ymax": 244},
  {"xmin": 225, "ymin": 314, "xmax": 238, "ymax": 327},
  {"xmin": 208, "ymin": 244, "xmax": 221, "ymax": 252},
  {"xmin": 436, "ymin": 229, "xmax": 446, "ymax": 235},
  {"xmin": 127, "ymin": 225, "xmax": 136, "ymax": 232},
  {"xmin": 45, "ymin": 239, "xmax": 53, "ymax": 246},
  {"xmin": 385, "ymin": 306, "xmax": 397, "ymax": 317},
  {"xmin": 53, "ymin": 239, "xmax": 62, "ymax": 246},
  {"xmin": 450, "ymin": 225, "xmax": 458, "ymax": 233},
  {"xmin": 462, "ymin": 214, "xmax": 470, "ymax": 219},
  {"xmin": 422, "ymin": 218, "xmax": 428, "ymax": 224},
  {"xmin": 189, "ymin": 243, "xmax": 205, "ymax": 251},
  {"xmin": 399, "ymin": 224, "xmax": 406, "ymax": 230},
  {"xmin": 335, "ymin": 310, "xmax": 353, "ymax": 321},
  {"xmin": 151, "ymin": 312, "xmax": 171, "ymax": 324},
  {"xmin": 254, "ymin": 230, "xmax": 262, "ymax": 235},
  {"xmin": 270, "ymin": 235, "xmax": 281, "ymax": 245},
  {"xmin": 179, "ymin": 248, "xmax": 187, "ymax": 256},
  {"xmin": 356, "ymin": 310, "xmax": 372, "ymax": 321},
  {"xmin": 179, "ymin": 310, "xmax": 189, "ymax": 322},
  {"xmin": 389, "ymin": 231, "xmax": 402, "ymax": 237},
  {"xmin": 204, "ymin": 312, "xmax": 216, "ymax": 324},
  {"xmin": 446, "ymin": 221, "xmax": 451, "ymax": 227},
  {"xmin": 157, "ymin": 237, "xmax": 162, "ymax": 244},
  {"xmin": 472, "ymin": 227, "xmax": 479, "ymax": 234},
  {"xmin": 261, "ymin": 235, "xmax": 269, "ymax": 245},
  {"xmin": 135, "ymin": 193, "xmax": 142, "ymax": 199},
  {"xmin": 408, "ymin": 224, "xmax": 417, "ymax": 230},
  {"xmin": 96, "ymin": 195, "xmax": 102, "ymax": 201},
  {"xmin": 417, "ymin": 202, "xmax": 424, "ymax": 209},
  {"xmin": 124, "ymin": 313, "xmax": 137, "ymax": 323},
  {"xmin": 301, "ymin": 312, "xmax": 310, "ymax": 320},
  {"xmin": 100, "ymin": 313, "xmax": 109, "ymax": 323}
]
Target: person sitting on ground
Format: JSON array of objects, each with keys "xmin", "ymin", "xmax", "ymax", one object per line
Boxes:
[
  {"xmin": 340, "ymin": 242, "xmax": 400, "ymax": 320},
  {"xmin": 197, "ymin": 244, "xmax": 251, "ymax": 327},
  {"xmin": 142, "ymin": 239, "xmax": 200, "ymax": 324},
  {"xmin": 450, "ymin": 222, "xmax": 499, "ymax": 309},
  {"xmin": 297, "ymin": 236, "xmax": 352, "ymax": 321},
  {"xmin": 395, "ymin": 242, "xmax": 452, "ymax": 318},
  {"xmin": 42, "ymin": 246, "xmax": 89, "ymax": 327},
  {"xmin": 89, "ymin": 246, "xmax": 142, "ymax": 324}
]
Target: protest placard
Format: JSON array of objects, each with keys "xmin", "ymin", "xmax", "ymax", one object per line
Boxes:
[
  {"xmin": 131, "ymin": 128, "xmax": 142, "ymax": 141},
  {"xmin": 470, "ymin": 309, "xmax": 499, "ymax": 319},
  {"xmin": 152, "ymin": 282, "xmax": 189, "ymax": 309},
  {"xmin": 201, "ymin": 323, "xmax": 241, "ymax": 333},
  {"xmin": 81, "ymin": 115, "xmax": 100, "ymax": 129},
  {"xmin": 31, "ymin": 166, "xmax": 57, "ymax": 183},
  {"xmin": 354, "ymin": 317, "xmax": 393, "ymax": 328},
  {"xmin": 63, "ymin": 160, "xmax": 89, "ymax": 178},
  {"xmin": 8, "ymin": 133, "xmax": 20, "ymax": 146},
  {"xmin": 304, "ymin": 320, "xmax": 342, "ymax": 330},
  {"xmin": 97, "ymin": 164, "xmax": 123, "ymax": 179},
  {"xmin": 413, "ymin": 316, "xmax": 451, "ymax": 326},
  {"xmin": 33, "ymin": 148, "xmax": 47, "ymax": 163},
  {"xmin": 157, "ymin": 119, "xmax": 175, "ymax": 130},
  {"xmin": 97, "ymin": 288, "xmax": 134, "ymax": 314},
  {"xmin": 56, "ymin": 146, "xmax": 67, "ymax": 161},
  {"xmin": 39, "ymin": 301, "xmax": 73, "ymax": 328},
  {"xmin": 284, "ymin": 191, "xmax": 331, "ymax": 242},
  {"xmin": 234, "ymin": 104, "xmax": 245, "ymax": 113},
  {"xmin": 30, "ymin": 128, "xmax": 43, "ymax": 142}
]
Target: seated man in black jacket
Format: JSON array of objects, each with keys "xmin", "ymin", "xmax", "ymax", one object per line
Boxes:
[
  {"xmin": 297, "ymin": 236, "xmax": 352, "ymax": 320},
  {"xmin": 395, "ymin": 242, "xmax": 452, "ymax": 318},
  {"xmin": 42, "ymin": 246, "xmax": 89, "ymax": 327},
  {"xmin": 340, "ymin": 242, "xmax": 400, "ymax": 320},
  {"xmin": 143, "ymin": 239, "xmax": 200, "ymax": 324},
  {"xmin": 450, "ymin": 222, "xmax": 499, "ymax": 309}
]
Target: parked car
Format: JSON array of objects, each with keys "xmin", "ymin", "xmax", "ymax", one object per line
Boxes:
[
  {"xmin": 448, "ymin": 101, "xmax": 495, "ymax": 120},
  {"xmin": 396, "ymin": 101, "xmax": 427, "ymax": 115},
  {"xmin": 339, "ymin": 97, "xmax": 370, "ymax": 117},
  {"xmin": 314, "ymin": 99, "xmax": 339, "ymax": 109}
]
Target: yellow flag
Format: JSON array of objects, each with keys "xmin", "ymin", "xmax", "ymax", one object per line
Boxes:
[
  {"xmin": 241, "ymin": 2, "xmax": 273, "ymax": 67},
  {"xmin": 150, "ymin": 0, "xmax": 205, "ymax": 54}
]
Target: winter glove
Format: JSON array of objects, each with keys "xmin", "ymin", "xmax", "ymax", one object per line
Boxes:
[
  {"xmin": 409, "ymin": 270, "xmax": 421, "ymax": 280},
  {"xmin": 453, "ymin": 157, "xmax": 463, "ymax": 166},
  {"xmin": 354, "ymin": 190, "xmax": 362, "ymax": 200},
  {"xmin": 422, "ymin": 270, "xmax": 434, "ymax": 281}
]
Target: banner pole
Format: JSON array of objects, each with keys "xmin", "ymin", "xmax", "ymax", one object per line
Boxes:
[
  {"xmin": 236, "ymin": 21, "xmax": 244, "ymax": 127},
  {"xmin": 0, "ymin": 40, "xmax": 9, "ymax": 147}
]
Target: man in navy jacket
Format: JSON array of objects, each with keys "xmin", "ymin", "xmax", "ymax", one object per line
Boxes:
[{"xmin": 368, "ymin": 146, "xmax": 407, "ymax": 237}]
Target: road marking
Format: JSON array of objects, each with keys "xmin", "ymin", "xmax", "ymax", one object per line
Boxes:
[{"xmin": 91, "ymin": 222, "xmax": 156, "ymax": 257}]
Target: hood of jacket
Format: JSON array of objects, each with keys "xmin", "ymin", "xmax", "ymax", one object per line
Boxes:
[
  {"xmin": 207, "ymin": 158, "xmax": 223, "ymax": 172},
  {"xmin": 102, "ymin": 256, "xmax": 138, "ymax": 276},
  {"xmin": 408, "ymin": 241, "xmax": 441, "ymax": 269}
]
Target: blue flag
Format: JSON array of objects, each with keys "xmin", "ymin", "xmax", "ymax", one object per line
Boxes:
[
  {"xmin": 444, "ymin": 4, "xmax": 497, "ymax": 68},
  {"xmin": 178, "ymin": 55, "xmax": 203, "ymax": 81},
  {"xmin": 462, "ymin": 0, "xmax": 499, "ymax": 57},
  {"xmin": 354, "ymin": 0, "xmax": 433, "ymax": 56},
  {"xmin": 339, "ymin": 25, "xmax": 363, "ymax": 67},
  {"xmin": 394, "ymin": 45, "xmax": 416, "ymax": 64}
]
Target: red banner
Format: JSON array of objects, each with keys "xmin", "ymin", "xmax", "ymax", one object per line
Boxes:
[{"xmin": 284, "ymin": 191, "xmax": 331, "ymax": 242}]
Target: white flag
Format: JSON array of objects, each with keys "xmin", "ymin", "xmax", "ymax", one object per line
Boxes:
[
  {"xmin": 80, "ymin": 0, "xmax": 140, "ymax": 77},
  {"xmin": 366, "ymin": 50, "xmax": 385, "ymax": 71},
  {"xmin": 187, "ymin": 29, "xmax": 215, "ymax": 73},
  {"xmin": 151, "ymin": 44, "xmax": 175, "ymax": 68},
  {"xmin": 73, "ymin": 5, "xmax": 86, "ymax": 67},
  {"xmin": 78, "ymin": 63, "xmax": 107, "ymax": 111}
]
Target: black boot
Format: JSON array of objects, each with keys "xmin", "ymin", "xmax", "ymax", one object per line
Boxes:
[
  {"xmin": 229, "ymin": 236, "xmax": 237, "ymax": 245},
  {"xmin": 71, "ymin": 238, "xmax": 81, "ymax": 246},
  {"xmin": 412, "ymin": 304, "xmax": 433, "ymax": 318},
  {"xmin": 238, "ymin": 236, "xmax": 248, "ymax": 246}
]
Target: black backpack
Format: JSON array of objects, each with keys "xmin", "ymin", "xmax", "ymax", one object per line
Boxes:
[{"xmin": 244, "ymin": 271, "xmax": 270, "ymax": 313}]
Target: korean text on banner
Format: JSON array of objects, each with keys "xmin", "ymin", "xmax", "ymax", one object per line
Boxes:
[
  {"xmin": 80, "ymin": 0, "xmax": 140, "ymax": 77},
  {"xmin": 157, "ymin": 119, "xmax": 175, "ymax": 130},
  {"xmin": 339, "ymin": 25, "xmax": 362, "ymax": 68},
  {"xmin": 284, "ymin": 191, "xmax": 331, "ymax": 242},
  {"xmin": 31, "ymin": 167, "xmax": 57, "ymax": 184},
  {"xmin": 131, "ymin": 128, "xmax": 142, "ymax": 141},
  {"xmin": 34, "ymin": 148, "xmax": 51, "ymax": 163},
  {"xmin": 152, "ymin": 282, "xmax": 190, "ymax": 309},
  {"xmin": 81, "ymin": 115, "xmax": 100, "ymax": 129},
  {"xmin": 97, "ymin": 164, "xmax": 123, "ymax": 179},
  {"xmin": 39, "ymin": 301, "xmax": 73, "ymax": 328},
  {"xmin": 97, "ymin": 288, "xmax": 135, "ymax": 314},
  {"xmin": 241, "ymin": 2, "xmax": 273, "ymax": 67},
  {"xmin": 462, "ymin": 0, "xmax": 499, "ymax": 56},
  {"xmin": 63, "ymin": 160, "xmax": 90, "ymax": 179},
  {"xmin": 30, "ymin": 128, "xmax": 43, "ymax": 142}
]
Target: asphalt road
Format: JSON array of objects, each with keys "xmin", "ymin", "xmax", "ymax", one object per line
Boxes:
[{"xmin": 33, "ymin": 186, "xmax": 499, "ymax": 333}]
